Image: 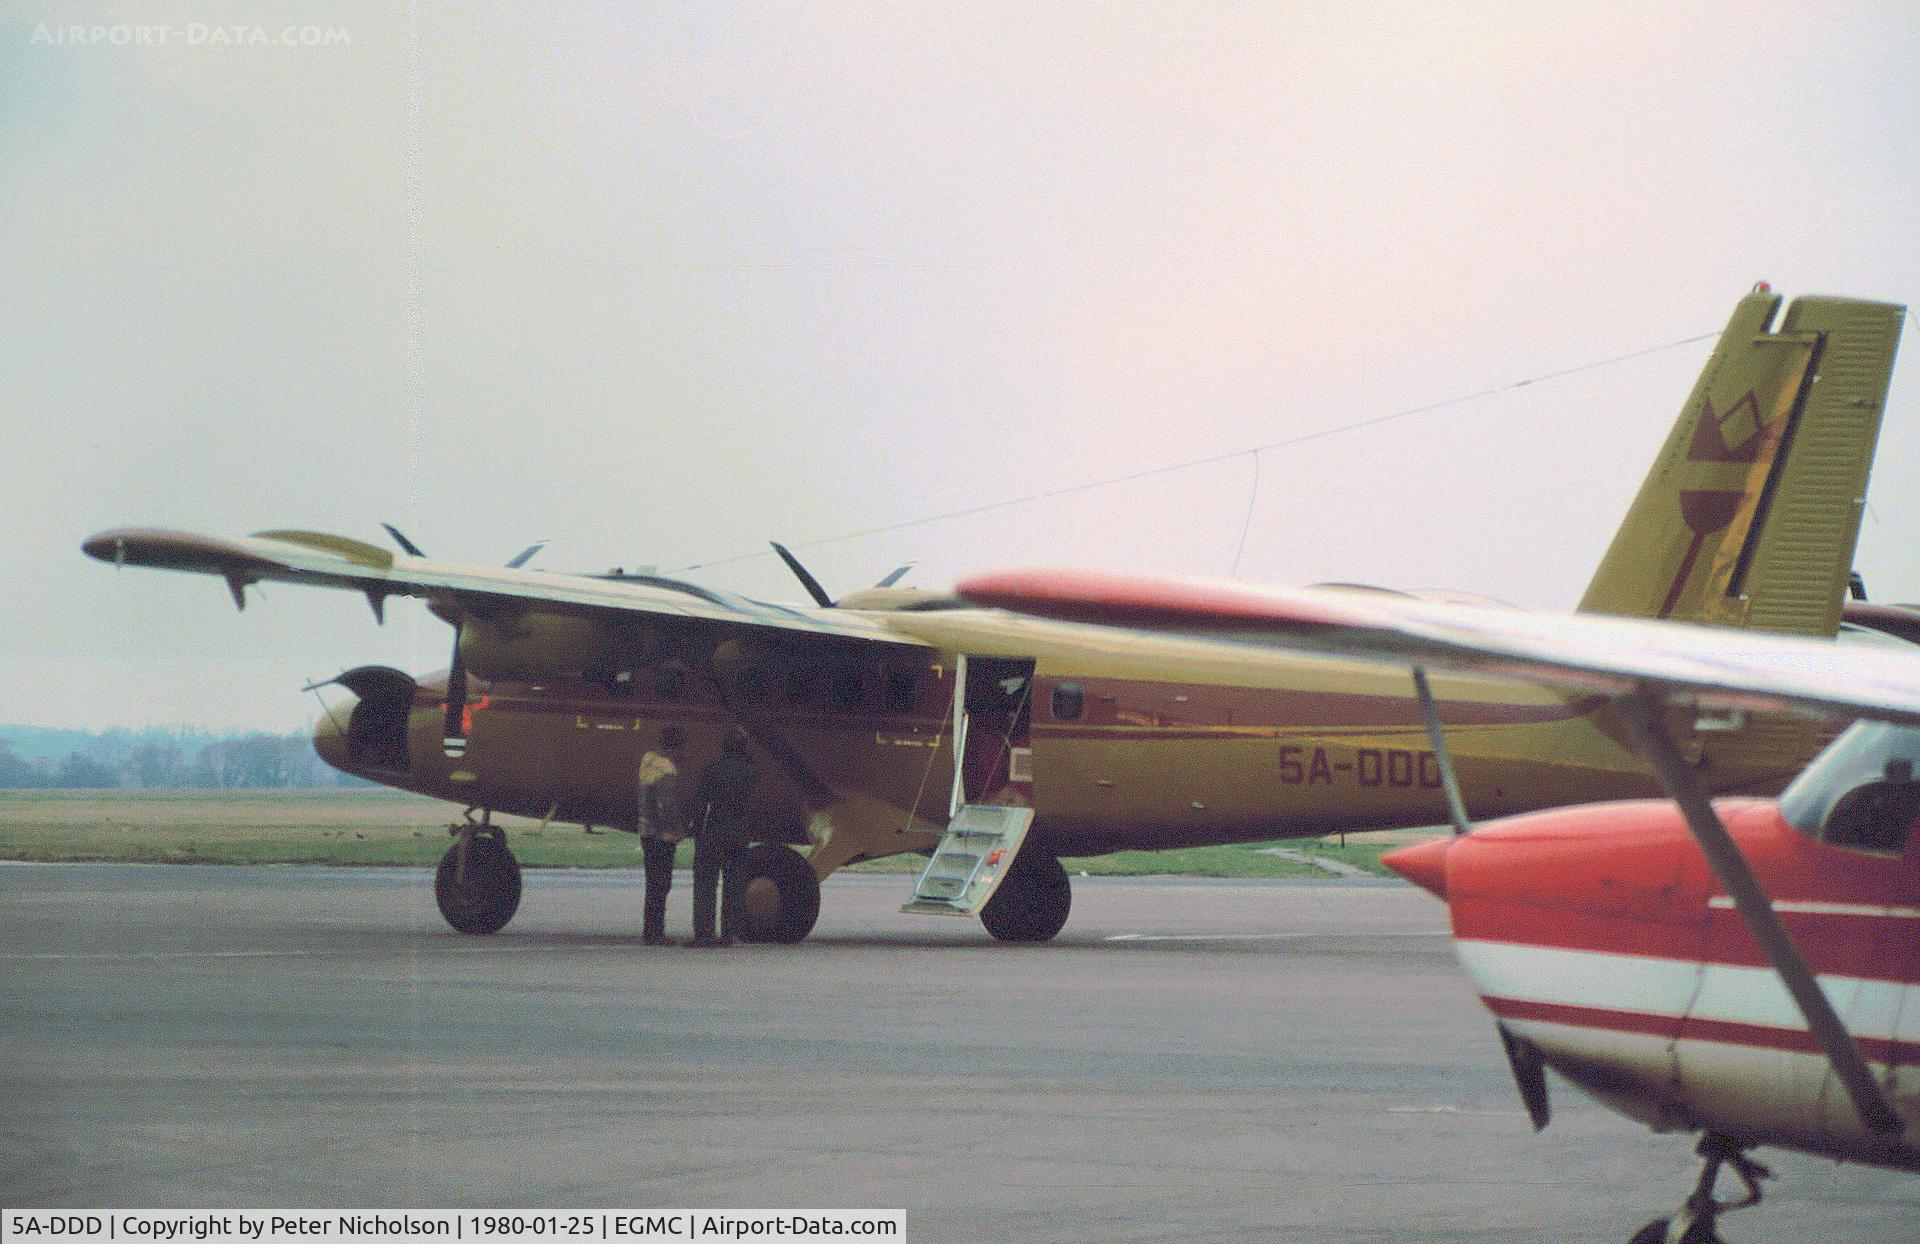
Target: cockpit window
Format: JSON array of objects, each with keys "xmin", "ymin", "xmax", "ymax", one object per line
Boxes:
[
  {"xmin": 1778, "ymin": 721, "xmax": 1920, "ymax": 854},
  {"xmin": 1820, "ymin": 779, "xmax": 1920, "ymax": 854}
]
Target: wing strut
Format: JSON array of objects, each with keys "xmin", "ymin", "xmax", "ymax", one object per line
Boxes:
[
  {"xmin": 1413, "ymin": 663, "xmax": 1547, "ymax": 1127},
  {"xmin": 1617, "ymin": 692, "xmax": 1905, "ymax": 1138},
  {"xmin": 1411, "ymin": 666, "xmax": 1472, "ymax": 836}
]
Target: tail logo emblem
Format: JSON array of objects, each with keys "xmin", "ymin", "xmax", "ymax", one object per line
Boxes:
[
  {"xmin": 1658, "ymin": 390, "xmax": 1779, "ymax": 616},
  {"xmin": 1685, "ymin": 391, "xmax": 1769, "ymax": 463}
]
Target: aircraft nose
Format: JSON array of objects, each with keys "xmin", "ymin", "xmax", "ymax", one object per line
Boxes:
[
  {"xmin": 1383, "ymin": 836, "xmax": 1451, "ymax": 900},
  {"xmin": 313, "ymin": 693, "xmax": 357, "ymax": 773}
]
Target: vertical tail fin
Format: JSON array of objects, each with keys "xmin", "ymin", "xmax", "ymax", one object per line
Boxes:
[{"xmin": 1579, "ymin": 288, "xmax": 1905, "ymax": 635}]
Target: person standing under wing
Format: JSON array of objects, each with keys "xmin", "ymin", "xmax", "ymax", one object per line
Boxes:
[
  {"xmin": 688, "ymin": 729, "xmax": 759, "ymax": 947},
  {"xmin": 634, "ymin": 726, "xmax": 691, "ymax": 946}
]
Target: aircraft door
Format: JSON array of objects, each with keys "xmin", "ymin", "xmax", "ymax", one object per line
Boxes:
[
  {"xmin": 900, "ymin": 655, "xmax": 1038, "ymax": 920},
  {"xmin": 1876, "ymin": 830, "xmax": 1920, "ymax": 1132},
  {"xmin": 1812, "ymin": 797, "xmax": 1920, "ymax": 1142},
  {"xmin": 956, "ymin": 655, "xmax": 1035, "ymax": 808},
  {"xmin": 1887, "ymin": 927, "xmax": 1920, "ymax": 1133}
]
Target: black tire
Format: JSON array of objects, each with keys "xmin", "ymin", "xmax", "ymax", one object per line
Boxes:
[
  {"xmin": 980, "ymin": 849, "xmax": 1072, "ymax": 943},
  {"xmin": 434, "ymin": 837, "xmax": 522, "ymax": 935},
  {"xmin": 1628, "ymin": 1219, "xmax": 1721, "ymax": 1244},
  {"xmin": 733, "ymin": 843, "xmax": 821, "ymax": 944}
]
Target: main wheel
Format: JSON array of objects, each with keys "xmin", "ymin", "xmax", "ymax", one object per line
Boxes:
[
  {"xmin": 733, "ymin": 843, "xmax": 821, "ymax": 944},
  {"xmin": 435, "ymin": 837, "xmax": 522, "ymax": 935},
  {"xmin": 1628, "ymin": 1218, "xmax": 1721, "ymax": 1244},
  {"xmin": 980, "ymin": 849, "xmax": 1071, "ymax": 942}
]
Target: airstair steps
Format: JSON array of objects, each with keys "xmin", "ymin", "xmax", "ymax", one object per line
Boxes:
[{"xmin": 901, "ymin": 803, "xmax": 1035, "ymax": 917}]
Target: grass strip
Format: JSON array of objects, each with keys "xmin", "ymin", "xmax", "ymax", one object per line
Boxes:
[{"xmin": 0, "ymin": 790, "xmax": 1413, "ymax": 877}]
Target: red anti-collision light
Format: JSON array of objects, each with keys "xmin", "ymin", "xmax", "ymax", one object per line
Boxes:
[{"xmin": 1383, "ymin": 837, "xmax": 1451, "ymax": 900}]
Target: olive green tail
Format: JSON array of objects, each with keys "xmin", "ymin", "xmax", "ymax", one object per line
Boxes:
[{"xmin": 1579, "ymin": 289, "xmax": 1905, "ymax": 635}]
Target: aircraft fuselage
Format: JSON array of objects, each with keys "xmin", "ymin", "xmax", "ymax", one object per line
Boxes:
[
  {"xmin": 315, "ymin": 603, "xmax": 1818, "ymax": 871},
  {"xmin": 1388, "ymin": 799, "xmax": 1920, "ymax": 1173}
]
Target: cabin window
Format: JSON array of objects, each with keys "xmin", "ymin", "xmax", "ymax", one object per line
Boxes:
[
  {"xmin": 653, "ymin": 662, "xmax": 687, "ymax": 701},
  {"xmin": 1051, "ymin": 681, "xmax": 1084, "ymax": 721},
  {"xmin": 884, "ymin": 668, "xmax": 918, "ymax": 713},
  {"xmin": 830, "ymin": 668, "xmax": 866, "ymax": 710},
  {"xmin": 787, "ymin": 663, "xmax": 819, "ymax": 706},
  {"xmin": 735, "ymin": 666, "xmax": 770, "ymax": 705}
]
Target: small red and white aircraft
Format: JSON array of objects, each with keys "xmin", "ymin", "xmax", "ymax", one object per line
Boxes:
[{"xmin": 957, "ymin": 568, "xmax": 1920, "ymax": 1244}]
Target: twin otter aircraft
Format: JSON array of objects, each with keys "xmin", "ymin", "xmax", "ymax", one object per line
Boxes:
[{"xmin": 85, "ymin": 288, "xmax": 1905, "ymax": 944}]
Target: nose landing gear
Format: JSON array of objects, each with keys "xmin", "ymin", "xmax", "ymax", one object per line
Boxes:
[
  {"xmin": 435, "ymin": 809, "xmax": 522, "ymax": 935},
  {"xmin": 1628, "ymin": 1134, "xmax": 1771, "ymax": 1244}
]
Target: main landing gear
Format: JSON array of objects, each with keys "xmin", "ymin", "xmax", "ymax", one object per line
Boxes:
[
  {"xmin": 1628, "ymin": 1134, "xmax": 1771, "ymax": 1244},
  {"xmin": 733, "ymin": 843, "xmax": 822, "ymax": 944},
  {"xmin": 435, "ymin": 810, "xmax": 522, "ymax": 935},
  {"xmin": 980, "ymin": 850, "xmax": 1072, "ymax": 942}
]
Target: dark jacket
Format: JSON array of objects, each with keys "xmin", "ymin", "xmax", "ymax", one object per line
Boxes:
[{"xmin": 695, "ymin": 751, "xmax": 758, "ymax": 838}]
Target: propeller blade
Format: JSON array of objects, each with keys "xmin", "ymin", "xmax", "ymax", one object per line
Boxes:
[
  {"xmin": 505, "ymin": 540, "xmax": 549, "ymax": 570},
  {"xmin": 770, "ymin": 542, "xmax": 834, "ymax": 608},
  {"xmin": 442, "ymin": 626, "xmax": 469, "ymax": 757},
  {"xmin": 875, "ymin": 562, "xmax": 916, "ymax": 589},
  {"xmin": 381, "ymin": 523, "xmax": 425, "ymax": 557}
]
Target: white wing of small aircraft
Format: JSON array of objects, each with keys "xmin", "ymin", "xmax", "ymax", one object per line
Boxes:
[
  {"xmin": 959, "ymin": 567, "xmax": 1920, "ymax": 1244},
  {"xmin": 956, "ymin": 568, "xmax": 1920, "ymax": 727}
]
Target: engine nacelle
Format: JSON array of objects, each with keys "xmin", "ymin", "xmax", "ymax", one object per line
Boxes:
[{"xmin": 315, "ymin": 665, "xmax": 417, "ymax": 774}]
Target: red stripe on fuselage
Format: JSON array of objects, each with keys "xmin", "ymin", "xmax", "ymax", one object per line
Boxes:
[
  {"xmin": 1450, "ymin": 899, "xmax": 1920, "ymax": 984},
  {"xmin": 1051, "ymin": 676, "xmax": 1605, "ymax": 731},
  {"xmin": 425, "ymin": 673, "xmax": 1604, "ymax": 735},
  {"xmin": 1484, "ymin": 995, "xmax": 1920, "ymax": 1066}
]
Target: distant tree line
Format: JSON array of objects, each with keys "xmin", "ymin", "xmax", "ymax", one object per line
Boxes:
[{"xmin": 0, "ymin": 725, "xmax": 369, "ymax": 789}]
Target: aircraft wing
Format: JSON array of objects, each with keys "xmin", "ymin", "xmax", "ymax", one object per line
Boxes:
[
  {"xmin": 960, "ymin": 566, "xmax": 1920, "ymax": 1139},
  {"xmin": 84, "ymin": 527, "xmax": 924, "ymax": 649},
  {"xmin": 956, "ymin": 568, "xmax": 1920, "ymax": 727}
]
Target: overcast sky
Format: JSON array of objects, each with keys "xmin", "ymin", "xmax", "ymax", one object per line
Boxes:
[{"xmin": 4, "ymin": 1, "xmax": 1918, "ymax": 731}]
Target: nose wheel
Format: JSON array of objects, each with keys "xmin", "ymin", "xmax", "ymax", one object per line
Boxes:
[
  {"xmin": 1628, "ymin": 1134, "xmax": 1770, "ymax": 1244},
  {"xmin": 434, "ymin": 812, "xmax": 522, "ymax": 935}
]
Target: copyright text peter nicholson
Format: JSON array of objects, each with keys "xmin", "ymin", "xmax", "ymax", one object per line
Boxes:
[{"xmin": 2, "ymin": 1212, "xmax": 904, "ymax": 1244}]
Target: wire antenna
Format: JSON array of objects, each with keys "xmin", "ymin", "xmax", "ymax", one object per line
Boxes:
[{"xmin": 678, "ymin": 329, "xmax": 1717, "ymax": 574}]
